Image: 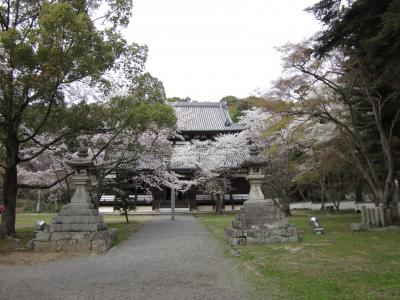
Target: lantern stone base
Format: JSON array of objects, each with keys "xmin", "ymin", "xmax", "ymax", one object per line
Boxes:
[
  {"xmin": 30, "ymin": 203, "xmax": 116, "ymax": 252},
  {"xmin": 225, "ymin": 200, "xmax": 303, "ymax": 246}
]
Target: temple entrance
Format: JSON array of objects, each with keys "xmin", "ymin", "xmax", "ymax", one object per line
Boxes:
[{"xmin": 160, "ymin": 188, "xmax": 189, "ymax": 208}]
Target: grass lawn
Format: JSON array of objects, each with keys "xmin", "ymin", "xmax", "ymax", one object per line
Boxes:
[
  {"xmin": 0, "ymin": 213, "xmax": 150, "ymax": 265},
  {"xmin": 197, "ymin": 210, "xmax": 400, "ymax": 300}
]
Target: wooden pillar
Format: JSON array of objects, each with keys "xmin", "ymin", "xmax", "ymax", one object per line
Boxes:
[
  {"xmin": 188, "ymin": 187, "xmax": 197, "ymax": 211},
  {"xmin": 171, "ymin": 188, "xmax": 175, "ymax": 220}
]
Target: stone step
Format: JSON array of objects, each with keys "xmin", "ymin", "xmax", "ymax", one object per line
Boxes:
[
  {"xmin": 54, "ymin": 215, "xmax": 103, "ymax": 224},
  {"xmin": 58, "ymin": 208, "xmax": 99, "ymax": 216},
  {"xmin": 49, "ymin": 223, "xmax": 107, "ymax": 232},
  {"xmin": 32, "ymin": 229, "xmax": 116, "ymax": 252}
]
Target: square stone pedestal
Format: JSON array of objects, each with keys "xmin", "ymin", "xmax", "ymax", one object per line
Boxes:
[
  {"xmin": 31, "ymin": 203, "xmax": 116, "ymax": 252},
  {"xmin": 225, "ymin": 200, "xmax": 303, "ymax": 246}
]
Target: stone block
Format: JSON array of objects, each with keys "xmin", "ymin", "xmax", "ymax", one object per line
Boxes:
[
  {"xmin": 58, "ymin": 207, "xmax": 99, "ymax": 216},
  {"xmin": 232, "ymin": 220, "xmax": 243, "ymax": 229},
  {"xmin": 54, "ymin": 215, "xmax": 103, "ymax": 224},
  {"xmin": 246, "ymin": 236, "xmax": 266, "ymax": 245},
  {"xmin": 49, "ymin": 223, "xmax": 105, "ymax": 232},
  {"xmin": 76, "ymin": 239, "xmax": 92, "ymax": 252},
  {"xmin": 35, "ymin": 232, "xmax": 51, "ymax": 242},
  {"xmin": 360, "ymin": 206, "xmax": 367, "ymax": 224},
  {"xmin": 379, "ymin": 204, "xmax": 386, "ymax": 227},
  {"xmin": 254, "ymin": 229, "xmax": 271, "ymax": 237},
  {"xmin": 370, "ymin": 208, "xmax": 376, "ymax": 225},
  {"xmin": 374, "ymin": 208, "xmax": 380, "ymax": 226},
  {"xmin": 366, "ymin": 208, "xmax": 371, "ymax": 224},
  {"xmin": 272, "ymin": 229, "xmax": 283, "ymax": 236},
  {"xmin": 235, "ymin": 214, "xmax": 245, "ymax": 221},
  {"xmin": 288, "ymin": 235, "xmax": 299, "ymax": 242},
  {"xmin": 246, "ymin": 237, "xmax": 257, "ymax": 244},
  {"xmin": 91, "ymin": 237, "xmax": 108, "ymax": 252},
  {"xmin": 229, "ymin": 237, "xmax": 246, "ymax": 246},
  {"xmin": 264, "ymin": 236, "xmax": 282, "ymax": 244},
  {"xmin": 33, "ymin": 241, "xmax": 55, "ymax": 252},
  {"xmin": 55, "ymin": 239, "xmax": 77, "ymax": 251},
  {"xmin": 225, "ymin": 228, "xmax": 244, "ymax": 238}
]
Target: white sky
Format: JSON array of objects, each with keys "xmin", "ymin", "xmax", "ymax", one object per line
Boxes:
[{"xmin": 125, "ymin": 0, "xmax": 321, "ymax": 101}]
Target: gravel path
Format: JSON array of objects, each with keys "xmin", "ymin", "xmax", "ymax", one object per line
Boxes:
[{"xmin": 0, "ymin": 215, "xmax": 248, "ymax": 300}]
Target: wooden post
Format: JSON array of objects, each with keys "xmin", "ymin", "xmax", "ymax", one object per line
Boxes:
[{"xmin": 171, "ymin": 188, "xmax": 175, "ymax": 221}]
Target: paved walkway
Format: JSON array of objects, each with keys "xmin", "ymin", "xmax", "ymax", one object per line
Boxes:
[{"xmin": 0, "ymin": 216, "xmax": 248, "ymax": 300}]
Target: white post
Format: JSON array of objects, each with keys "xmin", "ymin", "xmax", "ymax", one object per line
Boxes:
[
  {"xmin": 36, "ymin": 189, "xmax": 41, "ymax": 213},
  {"xmin": 171, "ymin": 188, "xmax": 175, "ymax": 221}
]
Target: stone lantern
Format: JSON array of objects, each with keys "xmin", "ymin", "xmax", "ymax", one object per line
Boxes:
[
  {"xmin": 31, "ymin": 147, "xmax": 116, "ymax": 252},
  {"xmin": 243, "ymin": 144, "xmax": 270, "ymax": 202},
  {"xmin": 225, "ymin": 144, "xmax": 302, "ymax": 246}
]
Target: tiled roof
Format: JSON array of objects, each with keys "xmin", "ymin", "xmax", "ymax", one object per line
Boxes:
[{"xmin": 170, "ymin": 102, "xmax": 245, "ymax": 132}]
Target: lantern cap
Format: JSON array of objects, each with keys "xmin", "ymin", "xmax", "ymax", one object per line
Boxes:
[{"xmin": 242, "ymin": 144, "xmax": 268, "ymax": 167}]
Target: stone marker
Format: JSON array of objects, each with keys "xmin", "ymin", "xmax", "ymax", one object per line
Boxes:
[
  {"xmin": 360, "ymin": 206, "xmax": 367, "ymax": 224},
  {"xmin": 225, "ymin": 144, "xmax": 302, "ymax": 246},
  {"xmin": 374, "ymin": 208, "xmax": 380, "ymax": 226},
  {"xmin": 359, "ymin": 205, "xmax": 387, "ymax": 228},
  {"xmin": 366, "ymin": 207, "xmax": 371, "ymax": 225},
  {"xmin": 30, "ymin": 147, "xmax": 116, "ymax": 252},
  {"xmin": 378, "ymin": 204, "xmax": 386, "ymax": 227}
]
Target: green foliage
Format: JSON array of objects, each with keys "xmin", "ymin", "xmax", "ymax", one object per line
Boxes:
[
  {"xmin": 166, "ymin": 96, "xmax": 191, "ymax": 103},
  {"xmin": 0, "ymin": 0, "xmax": 148, "ymax": 237},
  {"xmin": 220, "ymin": 95, "xmax": 240, "ymax": 121},
  {"xmin": 130, "ymin": 72, "xmax": 166, "ymax": 103},
  {"xmin": 107, "ymin": 95, "xmax": 176, "ymax": 130},
  {"xmin": 220, "ymin": 95, "xmax": 239, "ymax": 105}
]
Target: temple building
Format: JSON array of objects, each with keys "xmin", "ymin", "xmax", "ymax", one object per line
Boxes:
[{"xmin": 101, "ymin": 101, "xmax": 250, "ymax": 212}]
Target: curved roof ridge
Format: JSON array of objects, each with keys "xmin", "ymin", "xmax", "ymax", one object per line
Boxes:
[{"xmin": 170, "ymin": 101, "xmax": 225, "ymax": 107}]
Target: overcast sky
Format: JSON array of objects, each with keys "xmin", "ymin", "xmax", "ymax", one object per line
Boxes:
[{"xmin": 125, "ymin": 0, "xmax": 321, "ymax": 101}]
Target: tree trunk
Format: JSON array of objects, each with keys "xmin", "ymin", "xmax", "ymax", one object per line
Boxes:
[
  {"xmin": 215, "ymin": 193, "xmax": 224, "ymax": 214},
  {"xmin": 355, "ymin": 180, "xmax": 363, "ymax": 202},
  {"xmin": 0, "ymin": 137, "xmax": 19, "ymax": 238},
  {"xmin": 374, "ymin": 187, "xmax": 394, "ymax": 225},
  {"xmin": 281, "ymin": 193, "xmax": 292, "ymax": 216},
  {"xmin": 188, "ymin": 187, "xmax": 197, "ymax": 211},
  {"xmin": 151, "ymin": 187, "xmax": 164, "ymax": 211},
  {"xmin": 319, "ymin": 172, "xmax": 326, "ymax": 211},
  {"xmin": 283, "ymin": 206, "xmax": 292, "ymax": 216},
  {"xmin": 133, "ymin": 186, "xmax": 138, "ymax": 211},
  {"xmin": 122, "ymin": 197, "xmax": 129, "ymax": 224}
]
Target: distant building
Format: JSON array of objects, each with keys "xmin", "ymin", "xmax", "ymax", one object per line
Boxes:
[{"xmin": 101, "ymin": 102, "xmax": 250, "ymax": 211}]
